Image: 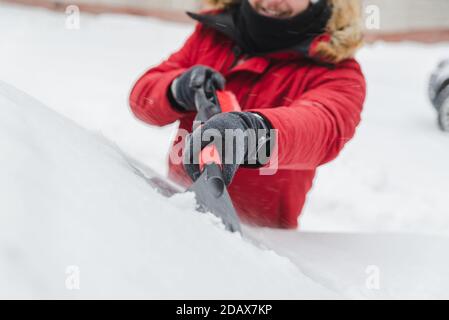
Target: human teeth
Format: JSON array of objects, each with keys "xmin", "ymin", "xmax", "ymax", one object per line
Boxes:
[{"xmin": 264, "ymin": 8, "xmax": 282, "ymax": 17}]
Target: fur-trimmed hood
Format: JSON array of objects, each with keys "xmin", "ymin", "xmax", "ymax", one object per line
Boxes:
[{"xmin": 205, "ymin": 0, "xmax": 364, "ymax": 63}]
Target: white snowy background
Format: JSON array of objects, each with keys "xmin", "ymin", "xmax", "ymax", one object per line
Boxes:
[{"xmin": 0, "ymin": 3, "xmax": 449, "ymax": 299}]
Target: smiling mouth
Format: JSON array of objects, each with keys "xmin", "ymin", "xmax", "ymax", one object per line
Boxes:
[{"xmin": 257, "ymin": 6, "xmax": 292, "ymax": 19}]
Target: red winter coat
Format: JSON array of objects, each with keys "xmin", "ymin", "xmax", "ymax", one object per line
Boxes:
[{"xmin": 129, "ymin": 22, "xmax": 366, "ymax": 229}]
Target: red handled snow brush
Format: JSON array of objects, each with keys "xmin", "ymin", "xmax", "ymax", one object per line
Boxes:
[
  {"xmin": 189, "ymin": 87, "xmax": 242, "ymax": 233},
  {"xmin": 124, "ymin": 88, "xmax": 242, "ymax": 234}
]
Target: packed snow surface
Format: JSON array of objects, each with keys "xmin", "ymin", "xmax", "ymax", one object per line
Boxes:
[
  {"xmin": 0, "ymin": 81, "xmax": 335, "ymax": 299},
  {"xmin": 1, "ymin": 4, "xmax": 449, "ymax": 298}
]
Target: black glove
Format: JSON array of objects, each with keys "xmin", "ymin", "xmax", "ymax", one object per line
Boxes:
[
  {"xmin": 169, "ymin": 65, "xmax": 226, "ymax": 112},
  {"xmin": 183, "ymin": 112, "xmax": 273, "ymax": 186}
]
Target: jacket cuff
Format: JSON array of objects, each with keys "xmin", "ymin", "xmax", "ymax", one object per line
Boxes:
[
  {"xmin": 154, "ymin": 68, "xmax": 193, "ymax": 123},
  {"xmin": 247, "ymin": 109, "xmax": 280, "ymax": 168},
  {"xmin": 167, "ymin": 78, "xmax": 189, "ymax": 113}
]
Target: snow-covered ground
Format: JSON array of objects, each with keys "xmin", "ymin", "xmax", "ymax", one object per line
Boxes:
[{"xmin": 1, "ymin": 3, "xmax": 449, "ymax": 298}]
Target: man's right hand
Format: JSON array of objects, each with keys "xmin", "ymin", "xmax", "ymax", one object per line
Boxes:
[{"xmin": 169, "ymin": 65, "xmax": 226, "ymax": 112}]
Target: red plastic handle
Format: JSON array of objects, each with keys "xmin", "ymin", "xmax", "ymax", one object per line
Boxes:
[
  {"xmin": 196, "ymin": 91, "xmax": 240, "ymax": 172},
  {"xmin": 216, "ymin": 90, "xmax": 241, "ymax": 113},
  {"xmin": 199, "ymin": 144, "xmax": 222, "ymax": 172}
]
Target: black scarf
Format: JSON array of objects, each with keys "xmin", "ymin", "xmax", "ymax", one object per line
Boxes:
[{"xmin": 188, "ymin": 0, "xmax": 331, "ymax": 55}]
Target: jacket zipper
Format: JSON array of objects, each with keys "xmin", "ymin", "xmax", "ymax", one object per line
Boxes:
[
  {"xmin": 227, "ymin": 46, "xmax": 243, "ymax": 72},
  {"xmin": 226, "ymin": 46, "xmax": 264, "ymax": 108},
  {"xmin": 241, "ymin": 75, "xmax": 261, "ymax": 109}
]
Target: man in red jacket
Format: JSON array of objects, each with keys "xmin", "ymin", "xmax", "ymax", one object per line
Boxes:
[{"xmin": 129, "ymin": 0, "xmax": 366, "ymax": 229}]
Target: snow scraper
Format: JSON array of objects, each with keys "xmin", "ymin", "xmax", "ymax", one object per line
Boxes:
[
  {"xmin": 125, "ymin": 87, "xmax": 242, "ymax": 233},
  {"xmin": 188, "ymin": 86, "xmax": 242, "ymax": 233}
]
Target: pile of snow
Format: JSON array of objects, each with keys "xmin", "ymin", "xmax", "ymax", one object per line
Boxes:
[
  {"xmin": 246, "ymin": 227, "xmax": 449, "ymax": 299},
  {"xmin": 2, "ymin": 81, "xmax": 448, "ymax": 299},
  {"xmin": 0, "ymin": 81, "xmax": 334, "ymax": 299}
]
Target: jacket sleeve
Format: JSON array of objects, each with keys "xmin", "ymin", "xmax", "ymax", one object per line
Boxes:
[
  {"xmin": 129, "ymin": 24, "xmax": 203, "ymax": 126},
  {"xmin": 253, "ymin": 60, "xmax": 366, "ymax": 170}
]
